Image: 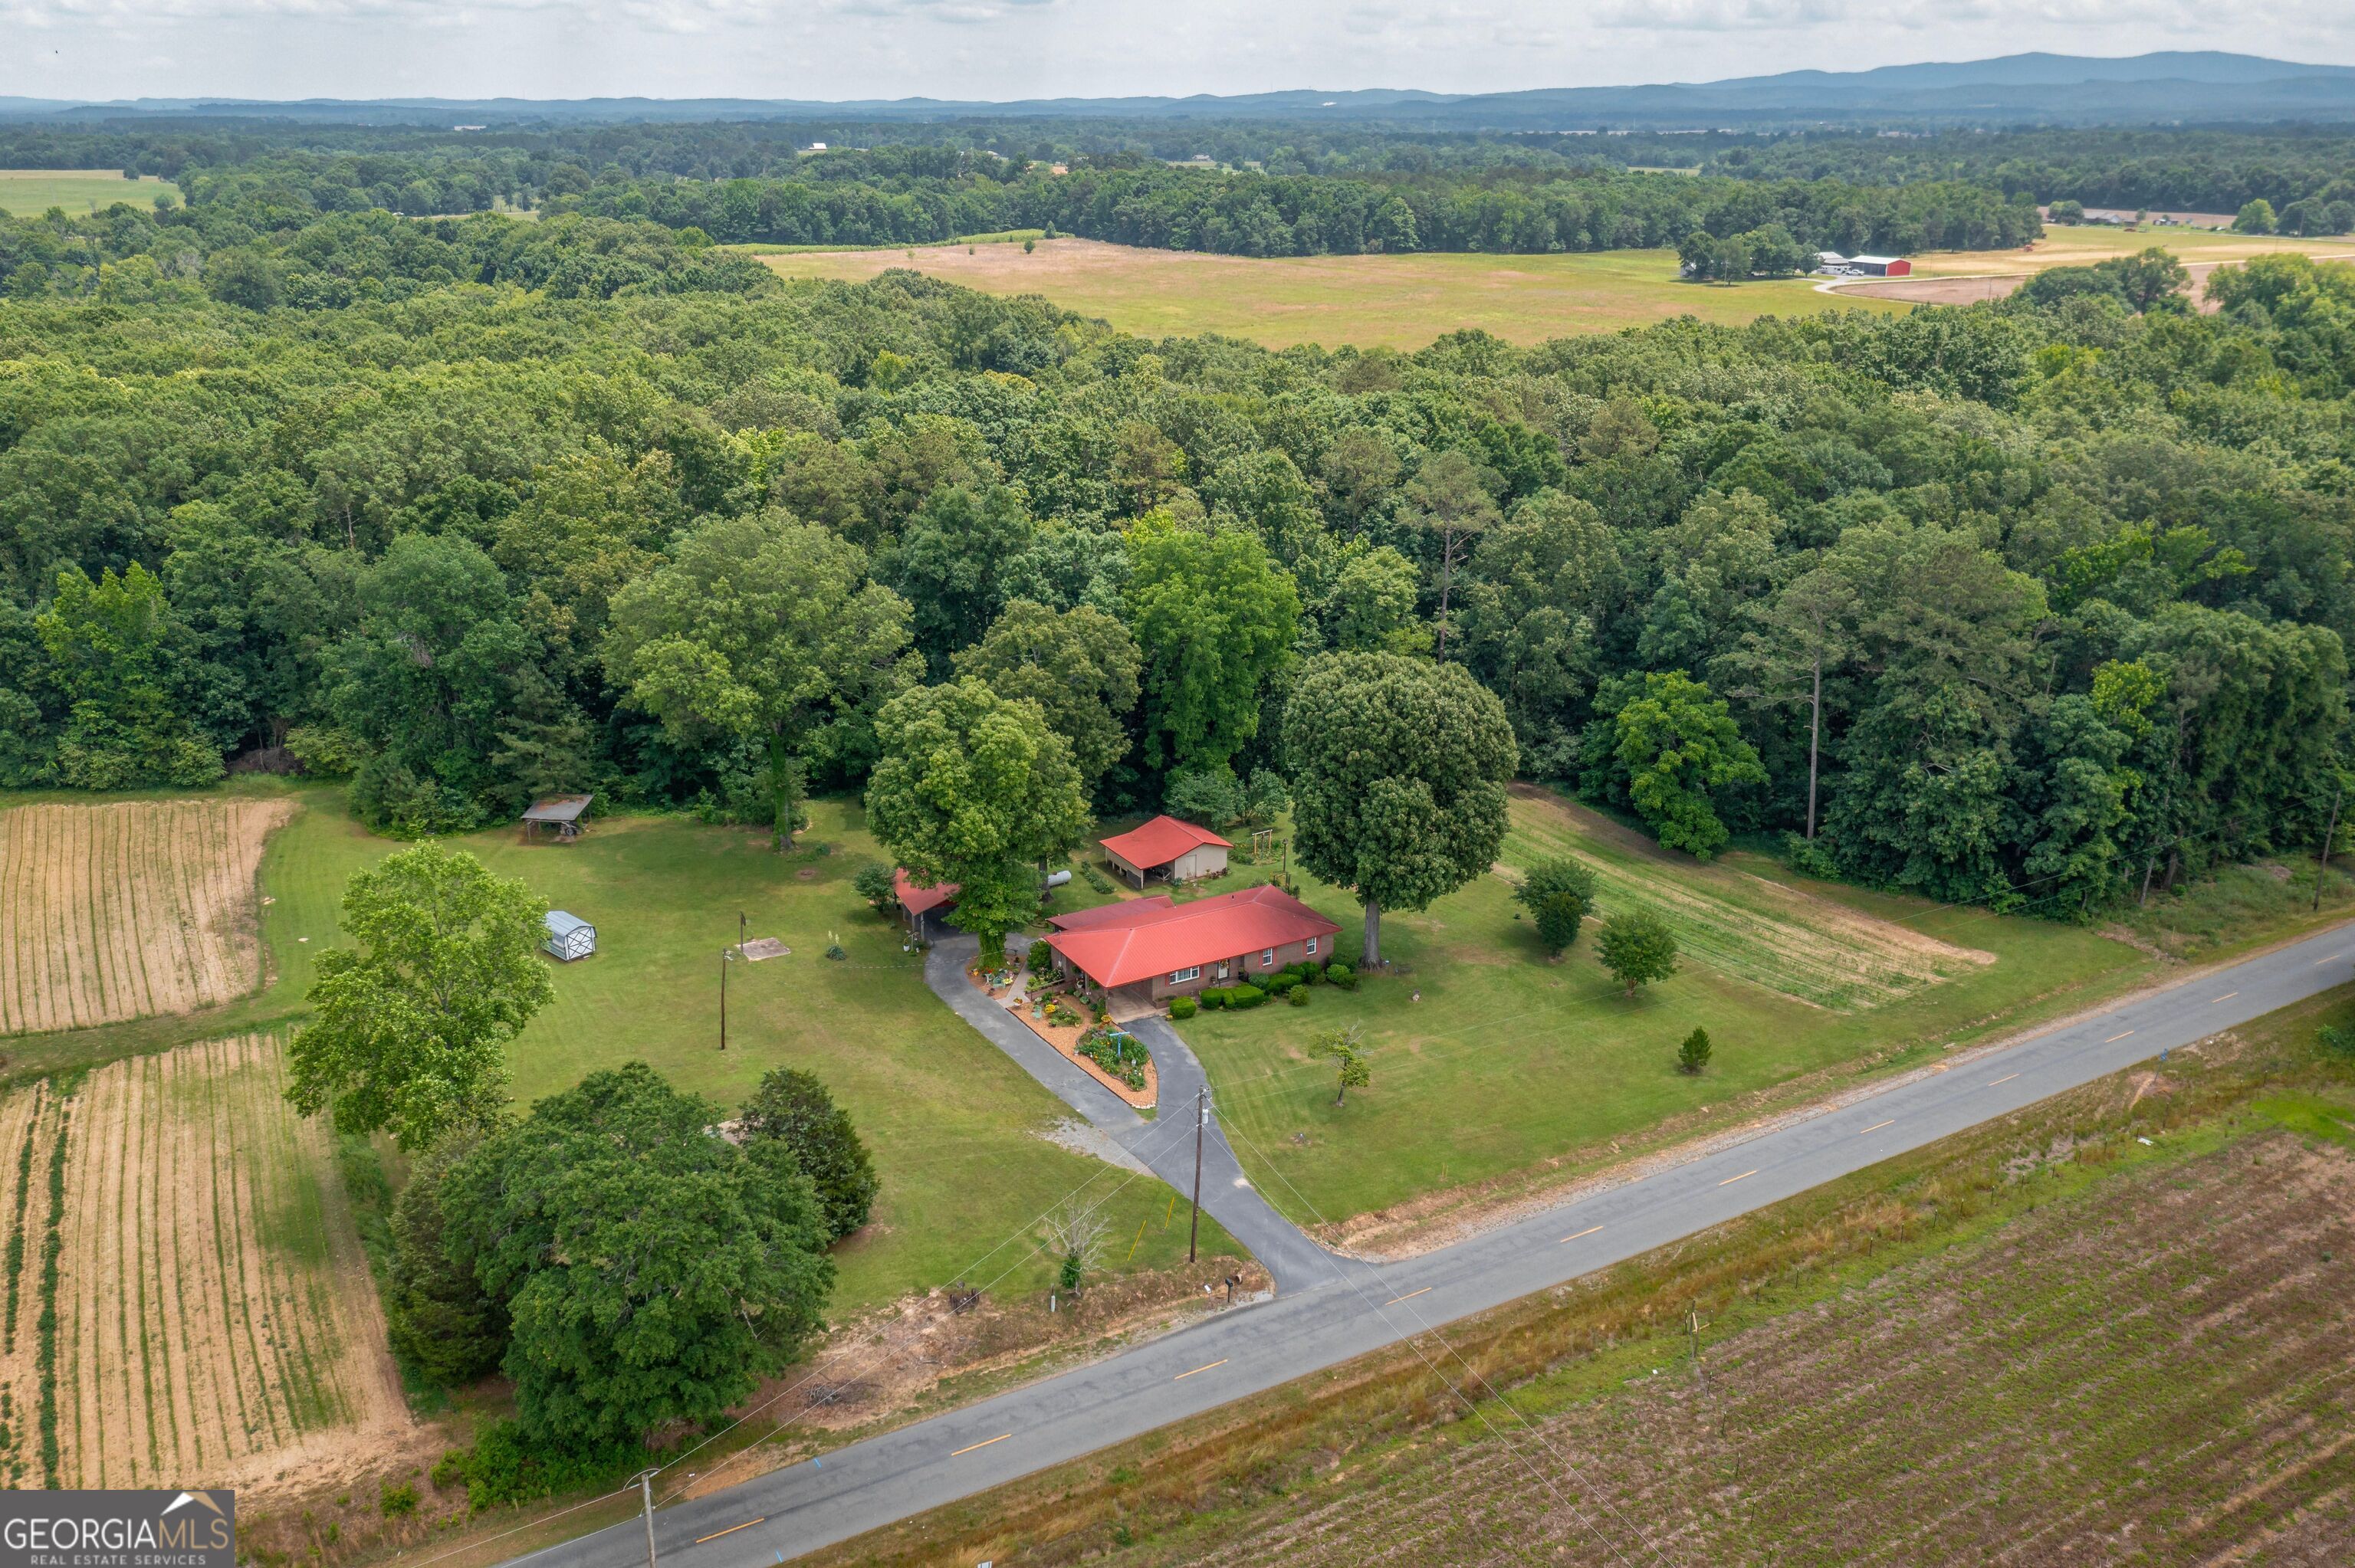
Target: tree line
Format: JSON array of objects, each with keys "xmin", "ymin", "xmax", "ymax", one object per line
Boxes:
[{"xmin": 3, "ymin": 218, "xmax": 2353, "ymax": 920}]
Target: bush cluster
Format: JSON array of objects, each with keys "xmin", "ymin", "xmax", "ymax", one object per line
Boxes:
[{"xmin": 1168, "ymin": 996, "xmax": 1198, "ymax": 1019}]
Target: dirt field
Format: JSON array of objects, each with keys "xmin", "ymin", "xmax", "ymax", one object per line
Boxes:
[
  {"xmin": 1500, "ymin": 786, "xmax": 1992, "ymax": 1011},
  {"xmin": 1115, "ymin": 1125, "xmax": 2355, "ymax": 1565},
  {"xmin": 0, "ymin": 798, "xmax": 295, "ymax": 1036},
  {"xmin": 0, "ymin": 1035, "xmax": 418, "ymax": 1495}
]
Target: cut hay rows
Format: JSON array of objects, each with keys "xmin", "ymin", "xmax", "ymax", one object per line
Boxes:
[
  {"xmin": 0, "ymin": 1037, "xmax": 411, "ymax": 1493},
  {"xmin": 0, "ymin": 798, "xmax": 295, "ymax": 1036},
  {"xmin": 1502, "ymin": 790, "xmax": 1992, "ymax": 1012}
]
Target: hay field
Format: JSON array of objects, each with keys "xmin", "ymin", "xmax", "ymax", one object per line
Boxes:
[
  {"xmin": 764, "ymin": 238, "xmax": 1903, "ymax": 349},
  {"xmin": 1500, "ymin": 785, "xmax": 1991, "ymax": 1012},
  {"xmin": 0, "ymin": 798, "xmax": 296, "ymax": 1036},
  {"xmin": 0, "ymin": 169, "xmax": 179, "ymax": 217},
  {"xmin": 0, "ymin": 1035, "xmax": 412, "ymax": 1494}
]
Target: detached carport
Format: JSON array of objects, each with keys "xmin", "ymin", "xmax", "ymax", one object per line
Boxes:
[{"xmin": 1099, "ymin": 815, "xmax": 1230, "ymax": 890}]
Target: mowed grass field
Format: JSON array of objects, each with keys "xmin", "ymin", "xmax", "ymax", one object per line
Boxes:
[
  {"xmin": 0, "ymin": 797, "xmax": 295, "ymax": 1035},
  {"xmin": 765, "ymin": 238, "xmax": 1904, "ymax": 349},
  {"xmin": 0, "ymin": 169, "xmax": 178, "ymax": 217},
  {"xmin": 1178, "ymin": 785, "xmax": 2150, "ymax": 1234},
  {"xmin": 0, "ymin": 1033, "xmax": 413, "ymax": 1495}
]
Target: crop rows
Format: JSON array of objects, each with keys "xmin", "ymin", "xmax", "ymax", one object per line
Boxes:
[
  {"xmin": 0, "ymin": 1037, "xmax": 409, "ymax": 1492},
  {"xmin": 1502, "ymin": 793, "xmax": 1991, "ymax": 1012},
  {"xmin": 1122, "ymin": 1131, "xmax": 2355, "ymax": 1564},
  {"xmin": 0, "ymin": 799, "xmax": 295, "ymax": 1035}
]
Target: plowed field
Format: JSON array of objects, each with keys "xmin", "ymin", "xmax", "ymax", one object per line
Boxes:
[
  {"xmin": 0, "ymin": 1035, "xmax": 413, "ymax": 1494},
  {"xmin": 1117, "ymin": 1128, "xmax": 2355, "ymax": 1565},
  {"xmin": 0, "ymin": 798, "xmax": 294, "ymax": 1035}
]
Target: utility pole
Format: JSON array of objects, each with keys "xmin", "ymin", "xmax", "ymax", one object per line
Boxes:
[
  {"xmin": 737, "ymin": 910, "xmax": 747, "ymax": 953},
  {"xmin": 720, "ymin": 947, "xmax": 731, "ymax": 1051},
  {"xmin": 634, "ymin": 1468, "xmax": 659, "ymax": 1568},
  {"xmin": 2316, "ymin": 779, "xmax": 2344, "ymax": 913},
  {"xmin": 1188, "ymin": 1087, "xmax": 1207, "ymax": 1265}
]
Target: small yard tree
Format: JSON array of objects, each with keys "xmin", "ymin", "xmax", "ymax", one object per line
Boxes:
[
  {"xmin": 1286, "ymin": 652, "xmax": 1517, "ymax": 968},
  {"xmin": 865, "ymin": 677, "xmax": 1089, "ymax": 966},
  {"xmin": 1041, "ymin": 1197, "xmax": 1109, "ymax": 1294},
  {"xmin": 1598, "ymin": 910, "xmax": 1680, "ymax": 999},
  {"xmin": 287, "ymin": 842, "xmax": 553, "ymax": 1152},
  {"xmin": 1316, "ymin": 1024, "xmax": 1371, "ymax": 1107},
  {"xmin": 737, "ymin": 1067, "xmax": 880, "ymax": 1243},
  {"xmin": 852, "ymin": 861, "xmax": 897, "ymax": 916},
  {"xmin": 1677, "ymin": 1027, "xmax": 1713, "ymax": 1075},
  {"xmin": 1513, "ymin": 856, "xmax": 1598, "ymax": 957}
]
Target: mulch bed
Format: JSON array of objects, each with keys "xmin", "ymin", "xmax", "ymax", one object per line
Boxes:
[{"xmin": 967, "ymin": 963, "xmax": 1158, "ymax": 1110}]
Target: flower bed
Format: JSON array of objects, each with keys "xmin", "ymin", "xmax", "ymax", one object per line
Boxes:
[{"xmin": 970, "ymin": 960, "xmax": 1157, "ymax": 1108}]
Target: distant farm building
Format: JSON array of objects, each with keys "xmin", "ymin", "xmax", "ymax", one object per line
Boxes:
[
  {"xmin": 1848, "ymin": 255, "xmax": 1912, "ymax": 277},
  {"xmin": 521, "ymin": 794, "xmax": 593, "ymax": 841},
  {"xmin": 1043, "ymin": 883, "xmax": 1341, "ymax": 1007},
  {"xmin": 893, "ymin": 868, "xmax": 960, "ymax": 937},
  {"xmin": 543, "ymin": 910, "xmax": 596, "ymax": 962},
  {"xmin": 1815, "ymin": 251, "xmax": 1848, "ymax": 271},
  {"xmin": 1100, "ymin": 816, "xmax": 1230, "ymax": 889}
]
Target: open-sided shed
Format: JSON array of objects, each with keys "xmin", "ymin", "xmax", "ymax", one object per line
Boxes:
[
  {"xmin": 521, "ymin": 795, "xmax": 593, "ymax": 841},
  {"xmin": 543, "ymin": 910, "xmax": 596, "ymax": 962}
]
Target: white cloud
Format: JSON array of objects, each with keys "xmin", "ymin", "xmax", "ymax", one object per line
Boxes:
[{"xmin": 0, "ymin": 0, "xmax": 2349, "ymax": 103}]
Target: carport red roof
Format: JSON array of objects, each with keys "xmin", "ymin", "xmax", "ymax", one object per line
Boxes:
[
  {"xmin": 1044, "ymin": 884, "xmax": 1338, "ymax": 989},
  {"xmin": 893, "ymin": 868, "xmax": 959, "ymax": 917},
  {"xmin": 1099, "ymin": 815, "xmax": 1230, "ymax": 869}
]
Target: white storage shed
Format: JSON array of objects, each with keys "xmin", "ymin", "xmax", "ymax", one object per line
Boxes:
[{"xmin": 544, "ymin": 910, "xmax": 596, "ymax": 962}]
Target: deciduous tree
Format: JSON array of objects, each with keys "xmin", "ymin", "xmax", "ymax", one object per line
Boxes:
[
  {"xmin": 1597, "ymin": 910, "xmax": 1679, "ymax": 999},
  {"xmin": 1286, "ymin": 652, "xmax": 1517, "ymax": 968},
  {"xmin": 287, "ymin": 842, "xmax": 554, "ymax": 1151},
  {"xmin": 1124, "ymin": 512, "xmax": 1299, "ymax": 775},
  {"xmin": 865, "ymin": 677, "xmax": 1089, "ymax": 964},
  {"xmin": 737, "ymin": 1068, "xmax": 880, "ymax": 1242}
]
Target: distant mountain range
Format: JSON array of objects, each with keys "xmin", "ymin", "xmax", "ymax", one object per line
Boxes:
[{"xmin": 8, "ymin": 52, "xmax": 2355, "ymax": 128}]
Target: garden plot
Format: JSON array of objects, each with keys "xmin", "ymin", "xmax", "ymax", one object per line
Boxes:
[
  {"xmin": 0, "ymin": 1035, "xmax": 413, "ymax": 1494},
  {"xmin": 0, "ymin": 797, "xmax": 295, "ymax": 1035},
  {"xmin": 1500, "ymin": 786, "xmax": 1991, "ymax": 1011}
]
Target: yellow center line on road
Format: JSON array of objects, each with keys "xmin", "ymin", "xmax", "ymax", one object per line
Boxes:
[
  {"xmin": 2209, "ymin": 992, "xmax": 2238, "ymax": 1003},
  {"xmin": 1172, "ymin": 1359, "xmax": 1228, "ymax": 1381},
  {"xmin": 1384, "ymin": 1287, "xmax": 1431, "ymax": 1305},
  {"xmin": 1558, "ymin": 1225, "xmax": 1604, "ymax": 1244},
  {"xmin": 2104, "ymin": 1030, "xmax": 2135, "ymax": 1043},
  {"xmin": 2317, "ymin": 953, "xmax": 2348, "ymax": 966},
  {"xmin": 1988, "ymin": 1073, "xmax": 2019, "ymax": 1087},
  {"xmin": 1860, "ymin": 1119, "xmax": 1895, "ymax": 1134},
  {"xmin": 951, "ymin": 1433, "xmax": 1012, "ymax": 1458},
  {"xmin": 694, "ymin": 1520, "xmax": 764, "ymax": 1545},
  {"xmin": 1718, "ymin": 1169, "xmax": 1758, "ymax": 1186}
]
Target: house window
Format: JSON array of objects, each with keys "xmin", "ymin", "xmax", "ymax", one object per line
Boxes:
[
  {"xmin": 1170, "ymin": 966, "xmax": 1202, "ymax": 983},
  {"xmin": 1306, "ymin": 937, "xmax": 1319, "ymax": 956},
  {"xmin": 1261, "ymin": 948, "xmax": 1276, "ymax": 966}
]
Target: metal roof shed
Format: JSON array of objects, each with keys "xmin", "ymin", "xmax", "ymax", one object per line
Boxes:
[
  {"xmin": 521, "ymin": 795, "xmax": 593, "ymax": 841},
  {"xmin": 544, "ymin": 910, "xmax": 596, "ymax": 962}
]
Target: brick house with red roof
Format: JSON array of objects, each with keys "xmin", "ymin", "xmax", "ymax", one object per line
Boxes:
[
  {"xmin": 1099, "ymin": 815, "xmax": 1230, "ymax": 889},
  {"xmin": 1043, "ymin": 883, "xmax": 1340, "ymax": 1007}
]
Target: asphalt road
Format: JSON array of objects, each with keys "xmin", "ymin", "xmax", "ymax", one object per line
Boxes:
[{"xmin": 509, "ymin": 921, "xmax": 2355, "ymax": 1568}]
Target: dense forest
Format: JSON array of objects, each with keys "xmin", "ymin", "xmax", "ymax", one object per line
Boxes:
[
  {"xmin": 5, "ymin": 118, "xmax": 2351, "ymax": 238},
  {"xmin": 5, "ymin": 161, "xmax": 2353, "ymax": 916}
]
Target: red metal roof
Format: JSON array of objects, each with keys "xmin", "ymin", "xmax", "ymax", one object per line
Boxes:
[
  {"xmin": 1044, "ymin": 884, "xmax": 1340, "ymax": 989},
  {"xmin": 1099, "ymin": 815, "xmax": 1231, "ymax": 869},
  {"xmin": 893, "ymin": 868, "xmax": 959, "ymax": 917}
]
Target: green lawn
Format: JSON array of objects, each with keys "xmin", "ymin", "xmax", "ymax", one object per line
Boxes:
[
  {"xmin": 0, "ymin": 169, "xmax": 179, "ymax": 217},
  {"xmin": 6, "ymin": 786, "xmax": 1232, "ymax": 1317},
  {"xmin": 1178, "ymin": 786, "xmax": 2157, "ymax": 1228}
]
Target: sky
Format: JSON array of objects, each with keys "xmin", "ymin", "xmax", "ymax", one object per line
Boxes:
[{"xmin": 2, "ymin": 0, "xmax": 2353, "ymax": 105}]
